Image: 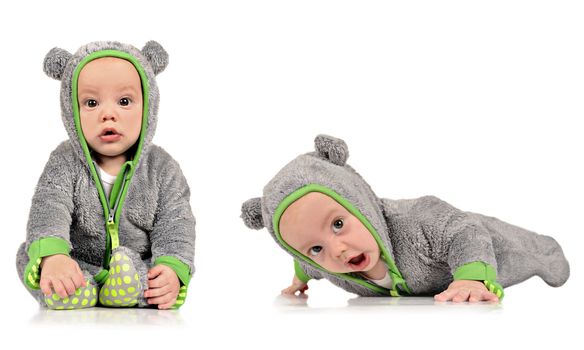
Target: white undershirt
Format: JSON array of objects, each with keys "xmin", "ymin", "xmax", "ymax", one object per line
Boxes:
[
  {"xmin": 361, "ymin": 263, "xmax": 393, "ymax": 289},
  {"xmin": 366, "ymin": 271, "xmax": 393, "ymax": 289},
  {"xmin": 97, "ymin": 165, "xmax": 117, "ymax": 199}
]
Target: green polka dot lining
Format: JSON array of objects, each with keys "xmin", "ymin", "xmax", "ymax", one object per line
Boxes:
[
  {"xmin": 26, "ymin": 258, "xmax": 42, "ymax": 289},
  {"xmin": 484, "ymin": 280, "xmax": 505, "ymax": 300},
  {"xmin": 99, "ymin": 252, "xmax": 142, "ymax": 307},
  {"xmin": 170, "ymin": 285, "xmax": 188, "ymax": 309}
]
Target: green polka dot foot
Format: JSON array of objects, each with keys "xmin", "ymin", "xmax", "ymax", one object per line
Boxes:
[
  {"xmin": 99, "ymin": 251, "xmax": 142, "ymax": 307},
  {"xmin": 44, "ymin": 280, "xmax": 98, "ymax": 310}
]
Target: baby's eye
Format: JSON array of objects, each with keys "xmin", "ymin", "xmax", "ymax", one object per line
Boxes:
[
  {"xmin": 309, "ymin": 246, "xmax": 322, "ymax": 256},
  {"xmin": 332, "ymin": 218, "xmax": 344, "ymax": 233},
  {"xmin": 119, "ymin": 97, "xmax": 131, "ymax": 106},
  {"xmin": 85, "ymin": 99, "xmax": 98, "ymax": 108}
]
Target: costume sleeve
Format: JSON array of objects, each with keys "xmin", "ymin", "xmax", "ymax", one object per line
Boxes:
[
  {"xmin": 294, "ymin": 259, "xmax": 323, "ymax": 282},
  {"xmin": 23, "ymin": 144, "xmax": 75, "ymax": 289},
  {"xmin": 411, "ymin": 196, "xmax": 504, "ymax": 298},
  {"xmin": 149, "ymin": 156, "xmax": 196, "ymax": 287}
]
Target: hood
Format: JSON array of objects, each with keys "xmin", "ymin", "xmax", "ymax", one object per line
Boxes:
[
  {"xmin": 42, "ymin": 41, "xmax": 169, "ymax": 269},
  {"xmin": 241, "ymin": 135, "xmax": 407, "ymax": 294},
  {"xmin": 43, "ymin": 40, "xmax": 168, "ymax": 168}
]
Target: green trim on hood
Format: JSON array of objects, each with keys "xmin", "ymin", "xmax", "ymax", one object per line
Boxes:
[
  {"xmin": 273, "ymin": 184, "xmax": 411, "ymax": 296},
  {"xmin": 71, "ymin": 50, "xmax": 150, "ymax": 271}
]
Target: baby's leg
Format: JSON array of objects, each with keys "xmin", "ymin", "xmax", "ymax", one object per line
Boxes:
[
  {"xmin": 16, "ymin": 243, "xmax": 99, "ymax": 310},
  {"xmin": 98, "ymin": 246, "xmax": 150, "ymax": 308}
]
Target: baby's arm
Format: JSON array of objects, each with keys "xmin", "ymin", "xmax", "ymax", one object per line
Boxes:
[
  {"xmin": 148, "ymin": 154, "xmax": 196, "ymax": 301},
  {"xmin": 387, "ymin": 196, "xmax": 505, "ymax": 300},
  {"xmin": 39, "ymin": 254, "xmax": 86, "ymax": 298},
  {"xmin": 23, "ymin": 144, "xmax": 76, "ymax": 291},
  {"xmin": 281, "ymin": 260, "xmax": 316, "ymax": 295}
]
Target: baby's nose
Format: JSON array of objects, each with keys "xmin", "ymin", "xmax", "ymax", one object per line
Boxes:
[
  {"xmin": 101, "ymin": 108, "xmax": 117, "ymax": 122},
  {"xmin": 331, "ymin": 239, "xmax": 348, "ymax": 259}
]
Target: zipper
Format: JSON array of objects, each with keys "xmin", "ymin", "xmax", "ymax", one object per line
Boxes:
[
  {"xmin": 93, "ymin": 161, "xmax": 130, "ymax": 269},
  {"xmin": 107, "ymin": 169, "xmax": 128, "ymax": 250}
]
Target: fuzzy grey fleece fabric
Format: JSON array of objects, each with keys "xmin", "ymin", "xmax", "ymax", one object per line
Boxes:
[
  {"xmin": 241, "ymin": 135, "xmax": 569, "ymax": 296},
  {"xmin": 16, "ymin": 41, "xmax": 196, "ymax": 307}
]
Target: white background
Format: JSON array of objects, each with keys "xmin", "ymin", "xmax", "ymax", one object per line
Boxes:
[{"xmin": 0, "ymin": 1, "xmax": 582, "ymax": 348}]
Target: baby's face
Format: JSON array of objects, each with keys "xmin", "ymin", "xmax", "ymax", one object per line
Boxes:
[
  {"xmin": 279, "ymin": 192, "xmax": 381, "ymax": 274},
  {"xmin": 77, "ymin": 57, "xmax": 142, "ymax": 159}
]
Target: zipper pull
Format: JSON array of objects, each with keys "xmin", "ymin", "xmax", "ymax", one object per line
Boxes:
[
  {"xmin": 107, "ymin": 215, "xmax": 120, "ymax": 250},
  {"xmin": 107, "ymin": 215, "xmax": 115, "ymax": 233}
]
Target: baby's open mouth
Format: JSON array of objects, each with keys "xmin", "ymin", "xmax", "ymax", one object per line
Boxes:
[
  {"xmin": 347, "ymin": 253, "xmax": 368, "ymax": 270},
  {"xmin": 349, "ymin": 254, "xmax": 365, "ymax": 265},
  {"xmin": 99, "ymin": 128, "xmax": 122, "ymax": 142},
  {"xmin": 101, "ymin": 128, "xmax": 119, "ymax": 136}
]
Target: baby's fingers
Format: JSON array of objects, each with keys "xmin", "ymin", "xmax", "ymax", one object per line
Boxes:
[
  {"xmin": 434, "ymin": 289, "xmax": 457, "ymax": 302},
  {"xmin": 73, "ymin": 264, "xmax": 86, "ymax": 289},
  {"xmin": 147, "ymin": 293, "xmax": 176, "ymax": 309},
  {"xmin": 469, "ymin": 289, "xmax": 484, "ymax": 303},
  {"xmin": 39, "ymin": 278, "xmax": 53, "ymax": 297},
  {"xmin": 62, "ymin": 278, "xmax": 77, "ymax": 296},
  {"xmin": 281, "ymin": 286, "xmax": 295, "ymax": 295},
  {"xmin": 481, "ymin": 291, "xmax": 499, "ymax": 303},
  {"xmin": 452, "ymin": 289, "xmax": 471, "ymax": 302},
  {"xmin": 71, "ymin": 271, "xmax": 86, "ymax": 290},
  {"xmin": 158, "ymin": 297, "xmax": 178, "ymax": 310},
  {"xmin": 281, "ymin": 285, "xmax": 300, "ymax": 295},
  {"xmin": 50, "ymin": 279, "xmax": 68, "ymax": 298}
]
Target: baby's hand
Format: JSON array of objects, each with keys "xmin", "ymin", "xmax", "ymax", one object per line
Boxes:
[
  {"xmin": 434, "ymin": 280, "xmax": 499, "ymax": 303},
  {"xmin": 281, "ymin": 275, "xmax": 309, "ymax": 296},
  {"xmin": 39, "ymin": 254, "xmax": 86, "ymax": 298},
  {"xmin": 144, "ymin": 265, "xmax": 180, "ymax": 310}
]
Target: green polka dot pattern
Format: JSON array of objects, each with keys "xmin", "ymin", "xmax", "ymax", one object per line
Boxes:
[
  {"xmin": 99, "ymin": 252, "xmax": 142, "ymax": 307},
  {"xmin": 484, "ymin": 280, "xmax": 505, "ymax": 300},
  {"xmin": 26, "ymin": 258, "xmax": 42, "ymax": 289},
  {"xmin": 170, "ymin": 285, "xmax": 188, "ymax": 309},
  {"xmin": 44, "ymin": 279, "xmax": 98, "ymax": 310}
]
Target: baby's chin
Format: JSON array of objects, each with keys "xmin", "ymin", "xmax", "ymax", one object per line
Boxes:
[
  {"xmin": 93, "ymin": 150, "xmax": 129, "ymax": 159},
  {"xmin": 89, "ymin": 144, "xmax": 134, "ymax": 158}
]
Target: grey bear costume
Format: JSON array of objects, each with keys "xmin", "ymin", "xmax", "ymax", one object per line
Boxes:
[
  {"xmin": 16, "ymin": 41, "xmax": 196, "ymax": 309},
  {"xmin": 241, "ymin": 135, "xmax": 569, "ymax": 298}
]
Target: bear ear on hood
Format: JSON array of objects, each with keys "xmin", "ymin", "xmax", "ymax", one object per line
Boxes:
[
  {"xmin": 314, "ymin": 134, "xmax": 349, "ymax": 166},
  {"xmin": 241, "ymin": 197, "xmax": 265, "ymax": 230},
  {"xmin": 43, "ymin": 47, "xmax": 72, "ymax": 80},
  {"xmin": 142, "ymin": 40, "xmax": 169, "ymax": 75}
]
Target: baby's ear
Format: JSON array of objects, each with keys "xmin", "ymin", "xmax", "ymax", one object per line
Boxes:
[
  {"xmin": 314, "ymin": 134, "xmax": 349, "ymax": 166},
  {"xmin": 241, "ymin": 197, "xmax": 265, "ymax": 230},
  {"xmin": 142, "ymin": 40, "xmax": 169, "ymax": 75},
  {"xmin": 43, "ymin": 47, "xmax": 72, "ymax": 80}
]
